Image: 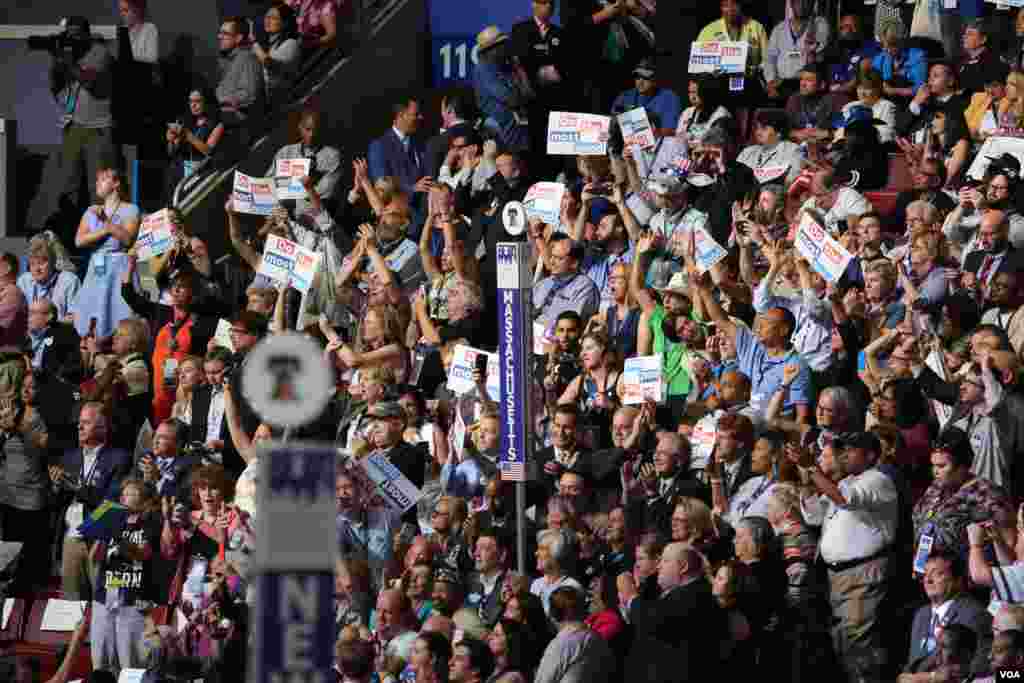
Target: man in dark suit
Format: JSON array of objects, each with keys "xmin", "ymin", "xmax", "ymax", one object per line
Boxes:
[
  {"xmin": 905, "ymin": 552, "xmax": 992, "ymax": 676},
  {"xmin": 510, "ymin": 0, "xmax": 574, "ymax": 176},
  {"xmin": 465, "ymin": 529, "xmax": 511, "ymax": 629},
  {"xmin": 897, "ymin": 61, "xmax": 969, "ymax": 138},
  {"xmin": 530, "ymin": 404, "xmax": 591, "ymax": 515},
  {"xmin": 367, "ymin": 97, "xmax": 428, "ymax": 194},
  {"xmin": 963, "ymin": 209, "xmax": 1024, "ymax": 290},
  {"xmin": 628, "ymin": 432, "xmax": 710, "ymax": 539},
  {"xmin": 50, "ymin": 401, "xmax": 133, "ymax": 600},
  {"xmin": 26, "ymin": 299, "xmax": 81, "ymax": 382},
  {"xmin": 424, "ymin": 91, "xmax": 477, "ymax": 179},
  {"xmin": 618, "ymin": 542, "xmax": 725, "ymax": 683},
  {"xmin": 189, "ymin": 347, "xmax": 244, "ymax": 476}
]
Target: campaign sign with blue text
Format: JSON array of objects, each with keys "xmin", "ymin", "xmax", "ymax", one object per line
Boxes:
[{"xmin": 496, "ymin": 243, "xmax": 532, "ymax": 482}]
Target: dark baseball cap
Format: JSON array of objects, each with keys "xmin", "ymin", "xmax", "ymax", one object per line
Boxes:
[
  {"xmin": 231, "ymin": 310, "xmax": 269, "ymax": 337},
  {"xmin": 835, "ymin": 431, "xmax": 882, "ymax": 455},
  {"xmin": 987, "ymin": 153, "xmax": 1022, "ymax": 182}
]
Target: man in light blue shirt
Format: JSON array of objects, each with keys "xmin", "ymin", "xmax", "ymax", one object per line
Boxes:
[
  {"xmin": 17, "ymin": 237, "xmax": 80, "ymax": 321},
  {"xmin": 533, "ymin": 234, "xmax": 600, "ymax": 339},
  {"xmin": 752, "ymin": 242, "xmax": 832, "ymax": 372},
  {"xmin": 611, "ymin": 59, "xmax": 683, "ymax": 135},
  {"xmin": 336, "ymin": 467, "xmax": 400, "ymax": 591},
  {"xmin": 691, "ymin": 270, "xmax": 812, "ymax": 425}
]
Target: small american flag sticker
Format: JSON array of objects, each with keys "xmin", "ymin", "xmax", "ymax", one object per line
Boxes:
[{"xmin": 500, "ymin": 462, "xmax": 526, "ymax": 482}]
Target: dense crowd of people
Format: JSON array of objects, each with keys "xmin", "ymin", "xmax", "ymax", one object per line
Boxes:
[{"xmin": 10, "ymin": 0, "xmax": 1024, "ymax": 681}]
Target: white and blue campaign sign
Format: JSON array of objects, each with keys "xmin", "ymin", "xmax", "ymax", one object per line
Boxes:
[
  {"xmin": 617, "ymin": 107, "xmax": 656, "ymax": 151},
  {"xmin": 358, "ymin": 453, "xmax": 424, "ymax": 513},
  {"xmin": 135, "ymin": 208, "xmax": 175, "ymax": 261},
  {"xmin": 547, "ymin": 112, "xmax": 611, "ymax": 156},
  {"xmin": 688, "ymin": 41, "xmax": 749, "ymax": 75},
  {"xmin": 447, "ymin": 345, "xmax": 500, "ymax": 400},
  {"xmin": 496, "ymin": 243, "xmax": 532, "ymax": 482},
  {"xmin": 795, "ymin": 210, "xmax": 855, "ymax": 284},
  {"xmin": 522, "ymin": 182, "xmax": 566, "ymax": 226},
  {"xmin": 622, "ymin": 355, "xmax": 664, "ymax": 405},
  {"xmin": 693, "ymin": 225, "xmax": 728, "ymax": 274},
  {"xmin": 232, "ymin": 170, "xmax": 276, "ymax": 215},
  {"xmin": 253, "ymin": 443, "xmax": 336, "ymax": 683},
  {"xmin": 429, "ymin": 4, "xmax": 557, "ymax": 86}
]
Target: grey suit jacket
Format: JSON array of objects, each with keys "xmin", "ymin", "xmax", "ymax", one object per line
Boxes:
[{"xmin": 906, "ymin": 595, "xmax": 992, "ymax": 675}]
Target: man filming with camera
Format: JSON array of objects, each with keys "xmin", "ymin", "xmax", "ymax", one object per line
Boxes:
[{"xmin": 26, "ymin": 17, "xmax": 117, "ymax": 237}]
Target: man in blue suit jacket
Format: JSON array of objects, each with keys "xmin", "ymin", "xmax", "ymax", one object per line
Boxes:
[
  {"xmin": 367, "ymin": 97, "xmax": 428, "ymax": 194},
  {"xmin": 50, "ymin": 401, "xmax": 133, "ymax": 600},
  {"xmin": 904, "ymin": 552, "xmax": 992, "ymax": 677}
]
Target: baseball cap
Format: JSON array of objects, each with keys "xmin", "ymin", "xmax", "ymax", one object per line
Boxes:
[
  {"xmin": 367, "ymin": 401, "xmax": 405, "ymax": 420},
  {"xmin": 231, "ymin": 310, "xmax": 269, "ymax": 337},
  {"xmin": 987, "ymin": 153, "xmax": 1022, "ymax": 182},
  {"xmin": 633, "ymin": 59, "xmax": 656, "ymax": 79},
  {"xmin": 834, "ymin": 431, "xmax": 882, "ymax": 455},
  {"xmin": 646, "ymin": 175, "xmax": 686, "ymax": 196},
  {"xmin": 654, "ymin": 271, "xmax": 690, "ymax": 297}
]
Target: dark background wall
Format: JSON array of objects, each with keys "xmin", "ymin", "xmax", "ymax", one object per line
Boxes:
[{"xmin": 4, "ymin": 0, "xmax": 429, "ymax": 247}]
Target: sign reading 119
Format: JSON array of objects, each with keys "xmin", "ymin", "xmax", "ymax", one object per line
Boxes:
[{"xmin": 433, "ymin": 37, "xmax": 480, "ymax": 85}]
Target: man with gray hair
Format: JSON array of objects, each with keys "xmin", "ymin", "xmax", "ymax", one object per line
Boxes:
[
  {"xmin": 617, "ymin": 541, "xmax": 724, "ymax": 683},
  {"xmin": 17, "ymin": 236, "xmax": 81, "ymax": 321}
]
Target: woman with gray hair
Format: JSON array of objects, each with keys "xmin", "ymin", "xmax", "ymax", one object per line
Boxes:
[
  {"xmin": 530, "ymin": 528, "xmax": 584, "ymax": 617},
  {"xmin": 16, "ymin": 235, "xmax": 81, "ymax": 321},
  {"xmin": 870, "ymin": 17, "xmax": 928, "ymax": 102}
]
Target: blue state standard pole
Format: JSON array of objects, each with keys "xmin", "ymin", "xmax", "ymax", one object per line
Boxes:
[{"xmin": 496, "ymin": 242, "xmax": 533, "ymax": 574}]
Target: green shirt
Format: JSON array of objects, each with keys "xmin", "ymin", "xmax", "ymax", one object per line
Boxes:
[{"xmin": 650, "ymin": 305, "xmax": 692, "ymax": 397}]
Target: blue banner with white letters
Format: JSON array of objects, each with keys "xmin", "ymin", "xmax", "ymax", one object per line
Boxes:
[
  {"xmin": 496, "ymin": 243, "xmax": 532, "ymax": 481},
  {"xmin": 253, "ymin": 444, "xmax": 337, "ymax": 683}
]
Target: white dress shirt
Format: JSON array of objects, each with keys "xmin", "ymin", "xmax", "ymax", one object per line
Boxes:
[
  {"xmin": 205, "ymin": 387, "xmax": 227, "ymax": 447},
  {"xmin": 801, "ymin": 467, "xmax": 899, "ymax": 564}
]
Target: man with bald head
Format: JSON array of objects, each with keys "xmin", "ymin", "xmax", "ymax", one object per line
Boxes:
[
  {"xmin": 374, "ymin": 588, "xmax": 418, "ymax": 679},
  {"xmin": 962, "ymin": 210, "xmax": 1024, "ymax": 289},
  {"xmin": 617, "ymin": 542, "xmax": 724, "ymax": 683}
]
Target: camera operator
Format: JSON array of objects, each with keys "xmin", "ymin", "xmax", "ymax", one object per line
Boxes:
[{"xmin": 26, "ymin": 17, "xmax": 117, "ymax": 237}]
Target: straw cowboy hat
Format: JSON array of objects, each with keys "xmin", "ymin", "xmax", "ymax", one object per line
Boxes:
[{"xmin": 476, "ymin": 25, "xmax": 509, "ymax": 53}]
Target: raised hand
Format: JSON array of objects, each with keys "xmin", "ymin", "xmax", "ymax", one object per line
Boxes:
[{"xmin": 782, "ymin": 362, "xmax": 801, "ymax": 387}]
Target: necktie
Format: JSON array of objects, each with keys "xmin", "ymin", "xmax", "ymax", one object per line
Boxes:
[
  {"xmin": 924, "ymin": 612, "xmax": 939, "ymax": 653},
  {"xmin": 978, "ymin": 254, "xmax": 996, "ymax": 286},
  {"xmin": 403, "ymin": 137, "xmax": 417, "ymax": 167}
]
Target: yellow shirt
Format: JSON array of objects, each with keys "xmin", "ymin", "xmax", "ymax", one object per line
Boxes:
[
  {"xmin": 964, "ymin": 92, "xmax": 1002, "ymax": 139},
  {"xmin": 696, "ymin": 18, "xmax": 769, "ymax": 74}
]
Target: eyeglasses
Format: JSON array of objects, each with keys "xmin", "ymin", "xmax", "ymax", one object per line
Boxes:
[
  {"xmin": 432, "ymin": 509, "xmax": 450, "ymax": 517},
  {"xmin": 990, "ymin": 184, "xmax": 1010, "ymax": 192}
]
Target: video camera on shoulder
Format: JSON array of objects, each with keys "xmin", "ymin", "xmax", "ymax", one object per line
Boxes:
[{"xmin": 27, "ymin": 16, "xmax": 94, "ymax": 56}]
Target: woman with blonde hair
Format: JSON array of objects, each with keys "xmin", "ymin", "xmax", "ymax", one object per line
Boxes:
[
  {"xmin": 330, "ymin": 303, "xmax": 409, "ymax": 383},
  {"xmin": 987, "ymin": 70, "xmax": 1024, "ymax": 136},
  {"xmin": 170, "ymin": 355, "xmax": 204, "ymax": 425}
]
